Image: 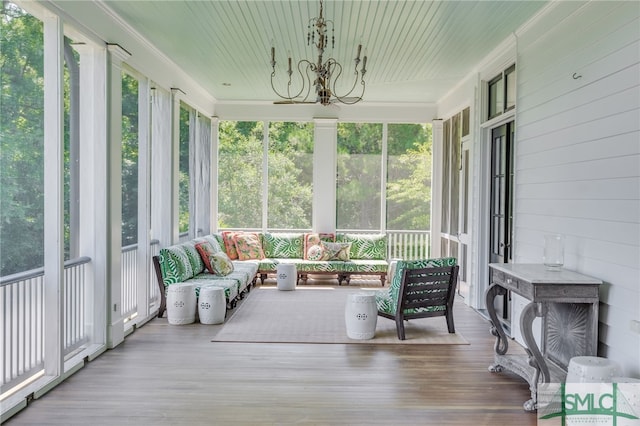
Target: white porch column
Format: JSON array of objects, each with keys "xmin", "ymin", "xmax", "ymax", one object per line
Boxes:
[
  {"xmin": 210, "ymin": 117, "xmax": 220, "ymax": 233},
  {"xmin": 106, "ymin": 44, "xmax": 130, "ymax": 348},
  {"xmin": 313, "ymin": 118, "xmax": 337, "ymax": 233},
  {"xmin": 430, "ymin": 119, "xmax": 444, "ymax": 258},
  {"xmin": 75, "ymin": 42, "xmax": 108, "ymax": 351},
  {"xmin": 43, "ymin": 11, "xmax": 64, "ymax": 379},
  {"xmin": 150, "ymin": 87, "xmax": 173, "ymax": 247}
]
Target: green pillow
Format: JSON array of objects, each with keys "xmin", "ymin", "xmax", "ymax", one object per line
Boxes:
[
  {"xmin": 261, "ymin": 233, "xmax": 304, "ymax": 258},
  {"xmin": 336, "ymin": 233, "xmax": 387, "ymax": 260},
  {"xmin": 158, "ymin": 246, "xmax": 194, "ymax": 284}
]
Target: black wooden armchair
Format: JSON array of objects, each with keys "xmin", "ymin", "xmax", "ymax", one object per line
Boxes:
[{"xmin": 378, "ymin": 264, "xmax": 459, "ymax": 340}]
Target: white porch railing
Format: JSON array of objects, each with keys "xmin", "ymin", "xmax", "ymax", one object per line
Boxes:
[
  {"xmin": 121, "ymin": 244, "xmax": 138, "ymax": 322},
  {"xmin": 385, "ymin": 230, "xmax": 431, "ymax": 260},
  {"xmin": 0, "ymin": 257, "xmax": 90, "ymax": 392},
  {"xmin": 1, "ymin": 240, "xmax": 161, "ymax": 398},
  {"xmin": 121, "ymin": 240, "xmax": 161, "ymax": 325},
  {"xmin": 336, "ymin": 229, "xmax": 431, "ymax": 260}
]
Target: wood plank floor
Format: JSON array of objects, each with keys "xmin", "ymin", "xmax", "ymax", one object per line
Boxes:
[{"xmin": 6, "ymin": 281, "xmax": 538, "ymax": 425}]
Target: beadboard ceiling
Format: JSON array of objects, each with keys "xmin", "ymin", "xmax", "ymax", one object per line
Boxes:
[{"xmin": 80, "ymin": 1, "xmax": 549, "ymax": 105}]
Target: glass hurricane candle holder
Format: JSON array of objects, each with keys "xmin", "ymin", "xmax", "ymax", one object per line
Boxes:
[{"xmin": 543, "ymin": 234, "xmax": 564, "ymax": 271}]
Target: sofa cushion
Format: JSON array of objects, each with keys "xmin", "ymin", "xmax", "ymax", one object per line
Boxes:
[
  {"xmin": 221, "ymin": 231, "xmax": 241, "ymax": 260},
  {"xmin": 181, "ymin": 241, "xmax": 205, "ymax": 275},
  {"xmin": 233, "ymin": 232, "xmax": 265, "ymax": 261},
  {"xmin": 303, "ymin": 233, "xmax": 335, "ymax": 259},
  {"xmin": 322, "ymin": 241, "xmax": 351, "ymax": 261},
  {"xmin": 158, "ymin": 245, "xmax": 194, "ymax": 284},
  {"xmin": 261, "ymin": 233, "xmax": 304, "ymax": 259},
  {"xmin": 195, "ymin": 241, "xmax": 217, "ymax": 274},
  {"xmin": 157, "ymin": 250, "xmax": 181, "ymax": 285},
  {"xmin": 336, "ymin": 233, "xmax": 387, "ymax": 260},
  {"xmin": 210, "ymin": 252, "xmax": 235, "ymax": 276},
  {"xmin": 201, "ymin": 235, "xmax": 224, "ymax": 254}
]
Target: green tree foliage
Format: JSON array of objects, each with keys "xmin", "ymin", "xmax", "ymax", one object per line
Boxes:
[
  {"xmin": 1, "ymin": 3, "xmax": 45, "ymax": 276},
  {"xmin": 267, "ymin": 121, "xmax": 313, "ymax": 229},
  {"xmin": 178, "ymin": 105, "xmax": 190, "ymax": 233},
  {"xmin": 121, "ymin": 73, "xmax": 139, "ymax": 245},
  {"xmin": 386, "ymin": 123, "xmax": 432, "ymax": 230},
  {"xmin": 336, "ymin": 123, "xmax": 383, "ymax": 229},
  {"xmin": 218, "ymin": 121, "xmax": 264, "ymax": 228}
]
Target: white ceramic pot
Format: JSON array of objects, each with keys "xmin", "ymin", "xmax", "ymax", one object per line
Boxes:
[
  {"xmin": 198, "ymin": 286, "xmax": 226, "ymax": 325},
  {"xmin": 166, "ymin": 282, "xmax": 196, "ymax": 325},
  {"xmin": 277, "ymin": 263, "xmax": 297, "ymax": 291},
  {"xmin": 345, "ymin": 292, "xmax": 378, "ymax": 340}
]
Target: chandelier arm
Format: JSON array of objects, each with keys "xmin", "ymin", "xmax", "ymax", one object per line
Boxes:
[
  {"xmin": 299, "ymin": 60, "xmax": 316, "ymax": 102},
  {"xmin": 327, "ymin": 59, "xmax": 362, "ymax": 100},
  {"xmin": 334, "ymin": 80, "xmax": 365, "ymax": 104},
  {"xmin": 270, "ymin": 60, "xmax": 313, "ymax": 101}
]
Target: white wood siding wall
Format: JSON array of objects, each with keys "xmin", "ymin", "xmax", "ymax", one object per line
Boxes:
[{"xmin": 514, "ymin": 1, "xmax": 640, "ymax": 376}]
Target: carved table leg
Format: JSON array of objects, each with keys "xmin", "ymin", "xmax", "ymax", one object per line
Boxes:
[
  {"xmin": 520, "ymin": 301, "xmax": 550, "ymax": 412},
  {"xmin": 485, "ymin": 283, "xmax": 509, "ymax": 359}
]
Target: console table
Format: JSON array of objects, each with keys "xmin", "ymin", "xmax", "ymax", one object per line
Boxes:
[{"xmin": 486, "ymin": 263, "xmax": 602, "ymax": 411}]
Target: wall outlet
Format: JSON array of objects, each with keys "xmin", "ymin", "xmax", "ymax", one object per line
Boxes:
[{"xmin": 630, "ymin": 320, "xmax": 640, "ymax": 334}]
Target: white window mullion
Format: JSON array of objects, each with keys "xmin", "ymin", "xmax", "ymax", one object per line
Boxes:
[
  {"xmin": 430, "ymin": 120, "xmax": 444, "ymax": 257},
  {"xmin": 262, "ymin": 121, "xmax": 269, "ymax": 231},
  {"xmin": 43, "ymin": 11, "xmax": 64, "ymax": 379},
  {"xmin": 380, "ymin": 123, "xmax": 388, "ymax": 232},
  {"xmin": 312, "ymin": 119, "xmax": 337, "ymax": 233}
]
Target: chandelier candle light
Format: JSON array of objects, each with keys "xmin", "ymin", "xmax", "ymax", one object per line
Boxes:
[{"xmin": 270, "ymin": 0, "xmax": 367, "ymax": 105}]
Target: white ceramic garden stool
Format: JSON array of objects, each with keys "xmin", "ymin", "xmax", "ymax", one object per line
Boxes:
[
  {"xmin": 198, "ymin": 286, "xmax": 226, "ymax": 325},
  {"xmin": 277, "ymin": 263, "xmax": 297, "ymax": 291},
  {"xmin": 166, "ymin": 282, "xmax": 196, "ymax": 325},
  {"xmin": 345, "ymin": 292, "xmax": 378, "ymax": 340},
  {"xmin": 566, "ymin": 356, "xmax": 621, "ymax": 383},
  {"xmin": 611, "ymin": 377, "xmax": 640, "ymax": 414}
]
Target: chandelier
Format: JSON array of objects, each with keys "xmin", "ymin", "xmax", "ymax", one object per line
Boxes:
[{"xmin": 270, "ymin": 0, "xmax": 367, "ymax": 106}]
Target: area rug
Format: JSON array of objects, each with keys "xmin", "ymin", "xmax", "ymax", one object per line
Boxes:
[{"xmin": 211, "ymin": 286, "xmax": 468, "ymax": 345}]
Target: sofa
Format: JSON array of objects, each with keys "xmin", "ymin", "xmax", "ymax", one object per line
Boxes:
[
  {"xmin": 153, "ymin": 231, "xmax": 389, "ymax": 318},
  {"xmin": 152, "ymin": 235, "xmax": 260, "ymax": 318}
]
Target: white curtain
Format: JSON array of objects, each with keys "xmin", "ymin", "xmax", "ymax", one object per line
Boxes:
[
  {"xmin": 150, "ymin": 86, "xmax": 172, "ymax": 246},
  {"xmin": 193, "ymin": 113, "xmax": 211, "ymax": 236}
]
